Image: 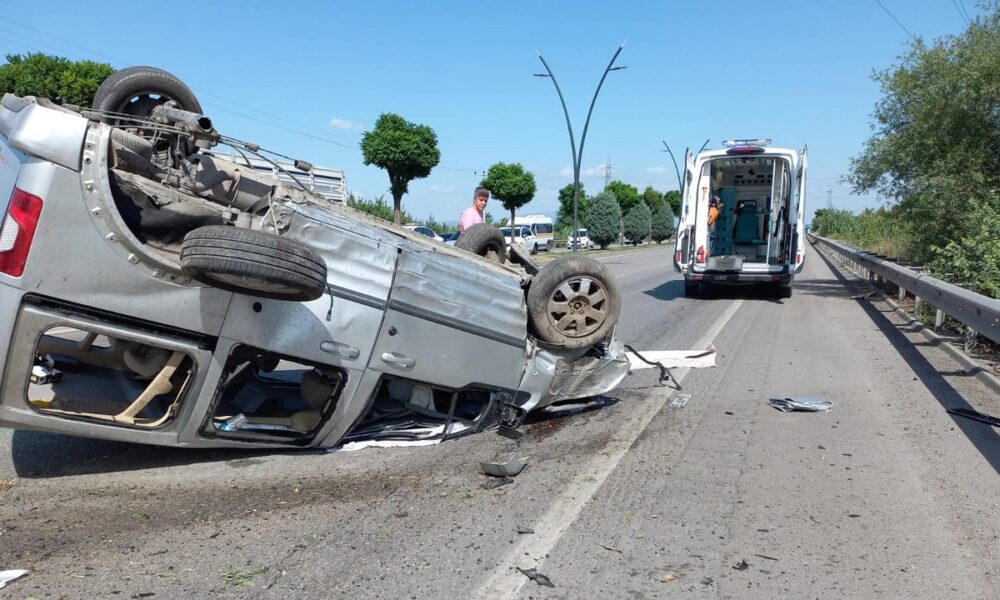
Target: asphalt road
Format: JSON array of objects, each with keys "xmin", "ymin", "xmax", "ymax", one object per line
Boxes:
[{"xmin": 2, "ymin": 244, "xmax": 999, "ymax": 599}]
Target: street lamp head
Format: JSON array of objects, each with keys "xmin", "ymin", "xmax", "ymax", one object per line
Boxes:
[
  {"xmin": 609, "ymin": 66, "xmax": 627, "ymax": 71},
  {"xmin": 533, "ymin": 73, "xmax": 551, "ymax": 78}
]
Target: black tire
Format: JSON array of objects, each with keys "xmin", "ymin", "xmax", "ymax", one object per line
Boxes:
[
  {"xmin": 531, "ymin": 243, "xmax": 538, "ymax": 255},
  {"xmin": 93, "ymin": 66, "xmax": 202, "ymax": 121},
  {"xmin": 527, "ymin": 256, "xmax": 621, "ymax": 349},
  {"xmin": 180, "ymin": 226, "xmax": 327, "ymax": 301},
  {"xmin": 684, "ymin": 281, "xmax": 700, "ymax": 297},
  {"xmin": 455, "ymin": 223, "xmax": 506, "ymax": 264},
  {"xmin": 778, "ymin": 283, "xmax": 793, "ymax": 299}
]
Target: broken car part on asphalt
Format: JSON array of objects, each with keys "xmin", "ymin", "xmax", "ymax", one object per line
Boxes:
[
  {"xmin": 768, "ymin": 397, "xmax": 833, "ymax": 412},
  {"xmin": 480, "ymin": 457, "xmax": 528, "ymax": 477},
  {"xmin": 0, "ymin": 67, "xmax": 630, "ymax": 449}
]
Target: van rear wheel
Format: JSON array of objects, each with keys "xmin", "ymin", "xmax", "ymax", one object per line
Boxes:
[
  {"xmin": 777, "ymin": 283, "xmax": 793, "ymax": 299},
  {"xmin": 684, "ymin": 281, "xmax": 700, "ymax": 297}
]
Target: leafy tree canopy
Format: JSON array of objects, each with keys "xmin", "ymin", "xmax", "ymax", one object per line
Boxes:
[
  {"xmin": 642, "ymin": 186, "xmax": 664, "ymax": 212},
  {"xmin": 556, "ymin": 182, "xmax": 588, "ymax": 230},
  {"xmin": 663, "ymin": 190, "xmax": 681, "ymax": 216},
  {"xmin": 361, "ymin": 113, "xmax": 440, "ymax": 224},
  {"xmin": 480, "ymin": 162, "xmax": 537, "ymax": 229},
  {"xmin": 586, "ymin": 191, "xmax": 622, "ymax": 249},
  {"xmin": 622, "ymin": 202, "xmax": 652, "ymax": 245},
  {"xmin": 605, "ymin": 180, "xmax": 641, "ymax": 214},
  {"xmin": 0, "ymin": 53, "xmax": 113, "ymax": 106},
  {"xmin": 847, "ymin": 9, "xmax": 1000, "ymax": 260}
]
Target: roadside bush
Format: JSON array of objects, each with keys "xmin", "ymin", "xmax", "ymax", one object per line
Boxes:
[
  {"xmin": 587, "ymin": 191, "xmax": 621, "ymax": 249},
  {"xmin": 622, "ymin": 203, "xmax": 651, "ymax": 246},
  {"xmin": 650, "ymin": 203, "xmax": 674, "ymax": 243},
  {"xmin": 927, "ymin": 196, "xmax": 1000, "ymax": 299}
]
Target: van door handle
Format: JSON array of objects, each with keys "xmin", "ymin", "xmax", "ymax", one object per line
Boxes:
[{"xmin": 381, "ymin": 352, "xmax": 415, "ymax": 369}]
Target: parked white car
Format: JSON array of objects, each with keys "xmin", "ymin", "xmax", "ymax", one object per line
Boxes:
[
  {"xmin": 403, "ymin": 224, "xmax": 444, "ymax": 243},
  {"xmin": 499, "ymin": 226, "xmax": 539, "ymax": 255},
  {"xmin": 570, "ymin": 229, "xmax": 594, "ymax": 250}
]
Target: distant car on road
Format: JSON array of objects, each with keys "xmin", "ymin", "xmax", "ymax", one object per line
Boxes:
[
  {"xmin": 440, "ymin": 231, "xmax": 460, "ymax": 246},
  {"xmin": 499, "ymin": 226, "xmax": 539, "ymax": 255},
  {"xmin": 403, "ymin": 224, "xmax": 444, "ymax": 242},
  {"xmin": 570, "ymin": 228, "xmax": 594, "ymax": 250}
]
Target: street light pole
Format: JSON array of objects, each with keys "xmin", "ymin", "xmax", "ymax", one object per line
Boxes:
[{"xmin": 535, "ymin": 43, "xmax": 626, "ymax": 250}]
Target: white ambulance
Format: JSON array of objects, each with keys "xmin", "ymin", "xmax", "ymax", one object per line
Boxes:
[{"xmin": 673, "ymin": 139, "xmax": 807, "ymax": 298}]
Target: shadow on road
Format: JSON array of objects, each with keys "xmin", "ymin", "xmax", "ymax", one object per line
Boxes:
[
  {"xmin": 9, "ymin": 430, "xmax": 290, "ymax": 479},
  {"xmin": 815, "ymin": 248, "xmax": 1000, "ymax": 475}
]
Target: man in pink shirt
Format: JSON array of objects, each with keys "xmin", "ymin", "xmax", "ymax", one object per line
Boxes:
[{"xmin": 459, "ymin": 186, "xmax": 490, "ymax": 232}]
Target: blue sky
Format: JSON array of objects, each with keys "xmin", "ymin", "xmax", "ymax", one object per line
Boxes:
[{"xmin": 0, "ymin": 1, "xmax": 984, "ymax": 226}]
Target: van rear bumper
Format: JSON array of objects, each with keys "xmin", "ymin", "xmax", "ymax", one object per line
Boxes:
[{"xmin": 686, "ymin": 271, "xmax": 791, "ymax": 286}]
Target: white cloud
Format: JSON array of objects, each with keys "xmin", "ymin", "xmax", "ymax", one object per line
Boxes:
[
  {"xmin": 558, "ymin": 163, "xmax": 609, "ymax": 178},
  {"xmin": 429, "ymin": 184, "xmax": 456, "ymax": 193},
  {"xmin": 329, "ymin": 117, "xmax": 361, "ymax": 130},
  {"xmin": 646, "ymin": 165, "xmax": 669, "ymax": 173}
]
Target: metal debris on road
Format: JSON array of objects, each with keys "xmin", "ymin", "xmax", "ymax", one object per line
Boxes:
[
  {"xmin": 668, "ymin": 394, "xmax": 692, "ymax": 410},
  {"xmin": 516, "ymin": 567, "xmax": 555, "ymax": 588},
  {"xmin": 516, "ymin": 526, "xmax": 534, "ymax": 535},
  {"xmin": 481, "ymin": 457, "xmax": 527, "ymax": 477},
  {"xmin": 733, "ymin": 559, "xmax": 750, "ymax": 571},
  {"xmin": 946, "ymin": 407, "xmax": 1000, "ymax": 427},
  {"xmin": 0, "ymin": 570, "xmax": 27, "ymax": 589},
  {"xmin": 768, "ymin": 396, "xmax": 833, "ymax": 413},
  {"xmin": 601, "ymin": 545, "xmax": 623, "ymax": 554},
  {"xmin": 754, "ymin": 554, "xmax": 779, "ymax": 561},
  {"xmin": 626, "ymin": 345, "xmax": 718, "ymax": 370}
]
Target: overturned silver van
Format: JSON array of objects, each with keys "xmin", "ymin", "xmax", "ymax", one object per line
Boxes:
[
  {"xmin": 0, "ymin": 67, "xmax": 628, "ymax": 449},
  {"xmin": 673, "ymin": 139, "xmax": 808, "ymax": 298}
]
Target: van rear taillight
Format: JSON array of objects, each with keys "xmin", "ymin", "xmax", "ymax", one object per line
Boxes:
[
  {"xmin": 0, "ymin": 188, "xmax": 43, "ymax": 277},
  {"xmin": 674, "ymin": 251, "xmax": 681, "ymax": 263},
  {"xmin": 696, "ymin": 246, "xmax": 706, "ymax": 263}
]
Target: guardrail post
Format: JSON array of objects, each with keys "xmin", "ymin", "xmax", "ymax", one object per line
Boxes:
[
  {"xmin": 934, "ymin": 309, "xmax": 945, "ymax": 331},
  {"xmin": 964, "ymin": 328, "xmax": 979, "ymax": 354},
  {"xmin": 915, "ymin": 296, "xmax": 923, "ymax": 311},
  {"xmin": 898, "ymin": 286, "xmax": 906, "ymax": 302}
]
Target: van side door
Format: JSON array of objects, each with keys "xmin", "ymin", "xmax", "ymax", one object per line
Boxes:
[
  {"xmin": 793, "ymin": 145, "xmax": 808, "ymax": 272},
  {"xmin": 673, "ymin": 148, "xmax": 695, "ymax": 272}
]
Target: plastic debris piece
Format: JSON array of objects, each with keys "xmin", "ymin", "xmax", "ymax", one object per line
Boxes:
[
  {"xmin": 754, "ymin": 554, "xmax": 779, "ymax": 561},
  {"xmin": 626, "ymin": 345, "xmax": 717, "ymax": 370},
  {"xmin": 0, "ymin": 570, "xmax": 27, "ymax": 589},
  {"xmin": 768, "ymin": 397, "xmax": 833, "ymax": 413},
  {"xmin": 661, "ymin": 571, "xmax": 679, "ymax": 582},
  {"xmin": 668, "ymin": 394, "xmax": 692, "ymax": 410},
  {"xmin": 733, "ymin": 560, "xmax": 750, "ymax": 571},
  {"xmin": 480, "ymin": 457, "xmax": 527, "ymax": 477},
  {"xmin": 601, "ymin": 545, "xmax": 623, "ymax": 554},
  {"xmin": 516, "ymin": 526, "xmax": 534, "ymax": 535},
  {"xmin": 516, "ymin": 567, "xmax": 555, "ymax": 588}
]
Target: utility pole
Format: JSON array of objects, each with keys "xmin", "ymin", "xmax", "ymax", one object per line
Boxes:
[
  {"xmin": 827, "ymin": 185, "xmax": 833, "ymax": 207},
  {"xmin": 604, "ymin": 157, "xmax": 612, "ymax": 188}
]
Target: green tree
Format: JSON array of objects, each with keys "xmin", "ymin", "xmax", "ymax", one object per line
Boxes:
[
  {"xmin": 847, "ymin": 9, "xmax": 1000, "ymax": 266},
  {"xmin": 650, "ymin": 202, "xmax": 675, "ymax": 243},
  {"xmin": 347, "ymin": 193, "xmax": 413, "ymax": 224},
  {"xmin": 556, "ymin": 182, "xmax": 588, "ymax": 230},
  {"xmin": 927, "ymin": 195, "xmax": 1000, "ymax": 298},
  {"xmin": 664, "ymin": 190, "xmax": 681, "ymax": 216},
  {"xmin": 604, "ymin": 180, "xmax": 641, "ymax": 214},
  {"xmin": 586, "ymin": 191, "xmax": 622, "ymax": 250},
  {"xmin": 642, "ymin": 186, "xmax": 664, "ymax": 212},
  {"xmin": 361, "ymin": 113, "xmax": 441, "ymax": 224},
  {"xmin": 480, "ymin": 162, "xmax": 537, "ymax": 229},
  {"xmin": 0, "ymin": 53, "xmax": 113, "ymax": 106},
  {"xmin": 622, "ymin": 203, "xmax": 652, "ymax": 246}
]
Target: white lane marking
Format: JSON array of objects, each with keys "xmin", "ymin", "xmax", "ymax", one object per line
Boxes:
[{"xmin": 473, "ymin": 298, "xmax": 744, "ymax": 599}]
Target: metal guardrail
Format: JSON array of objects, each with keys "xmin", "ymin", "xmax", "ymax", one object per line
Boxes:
[{"xmin": 809, "ymin": 234, "xmax": 1000, "ymax": 347}]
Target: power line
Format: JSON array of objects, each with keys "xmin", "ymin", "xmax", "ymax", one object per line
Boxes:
[
  {"xmin": 958, "ymin": 0, "xmax": 973, "ymax": 23},
  {"xmin": 874, "ymin": 0, "xmax": 916, "ymax": 41},
  {"xmin": 951, "ymin": 0, "xmax": 970, "ymax": 25}
]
